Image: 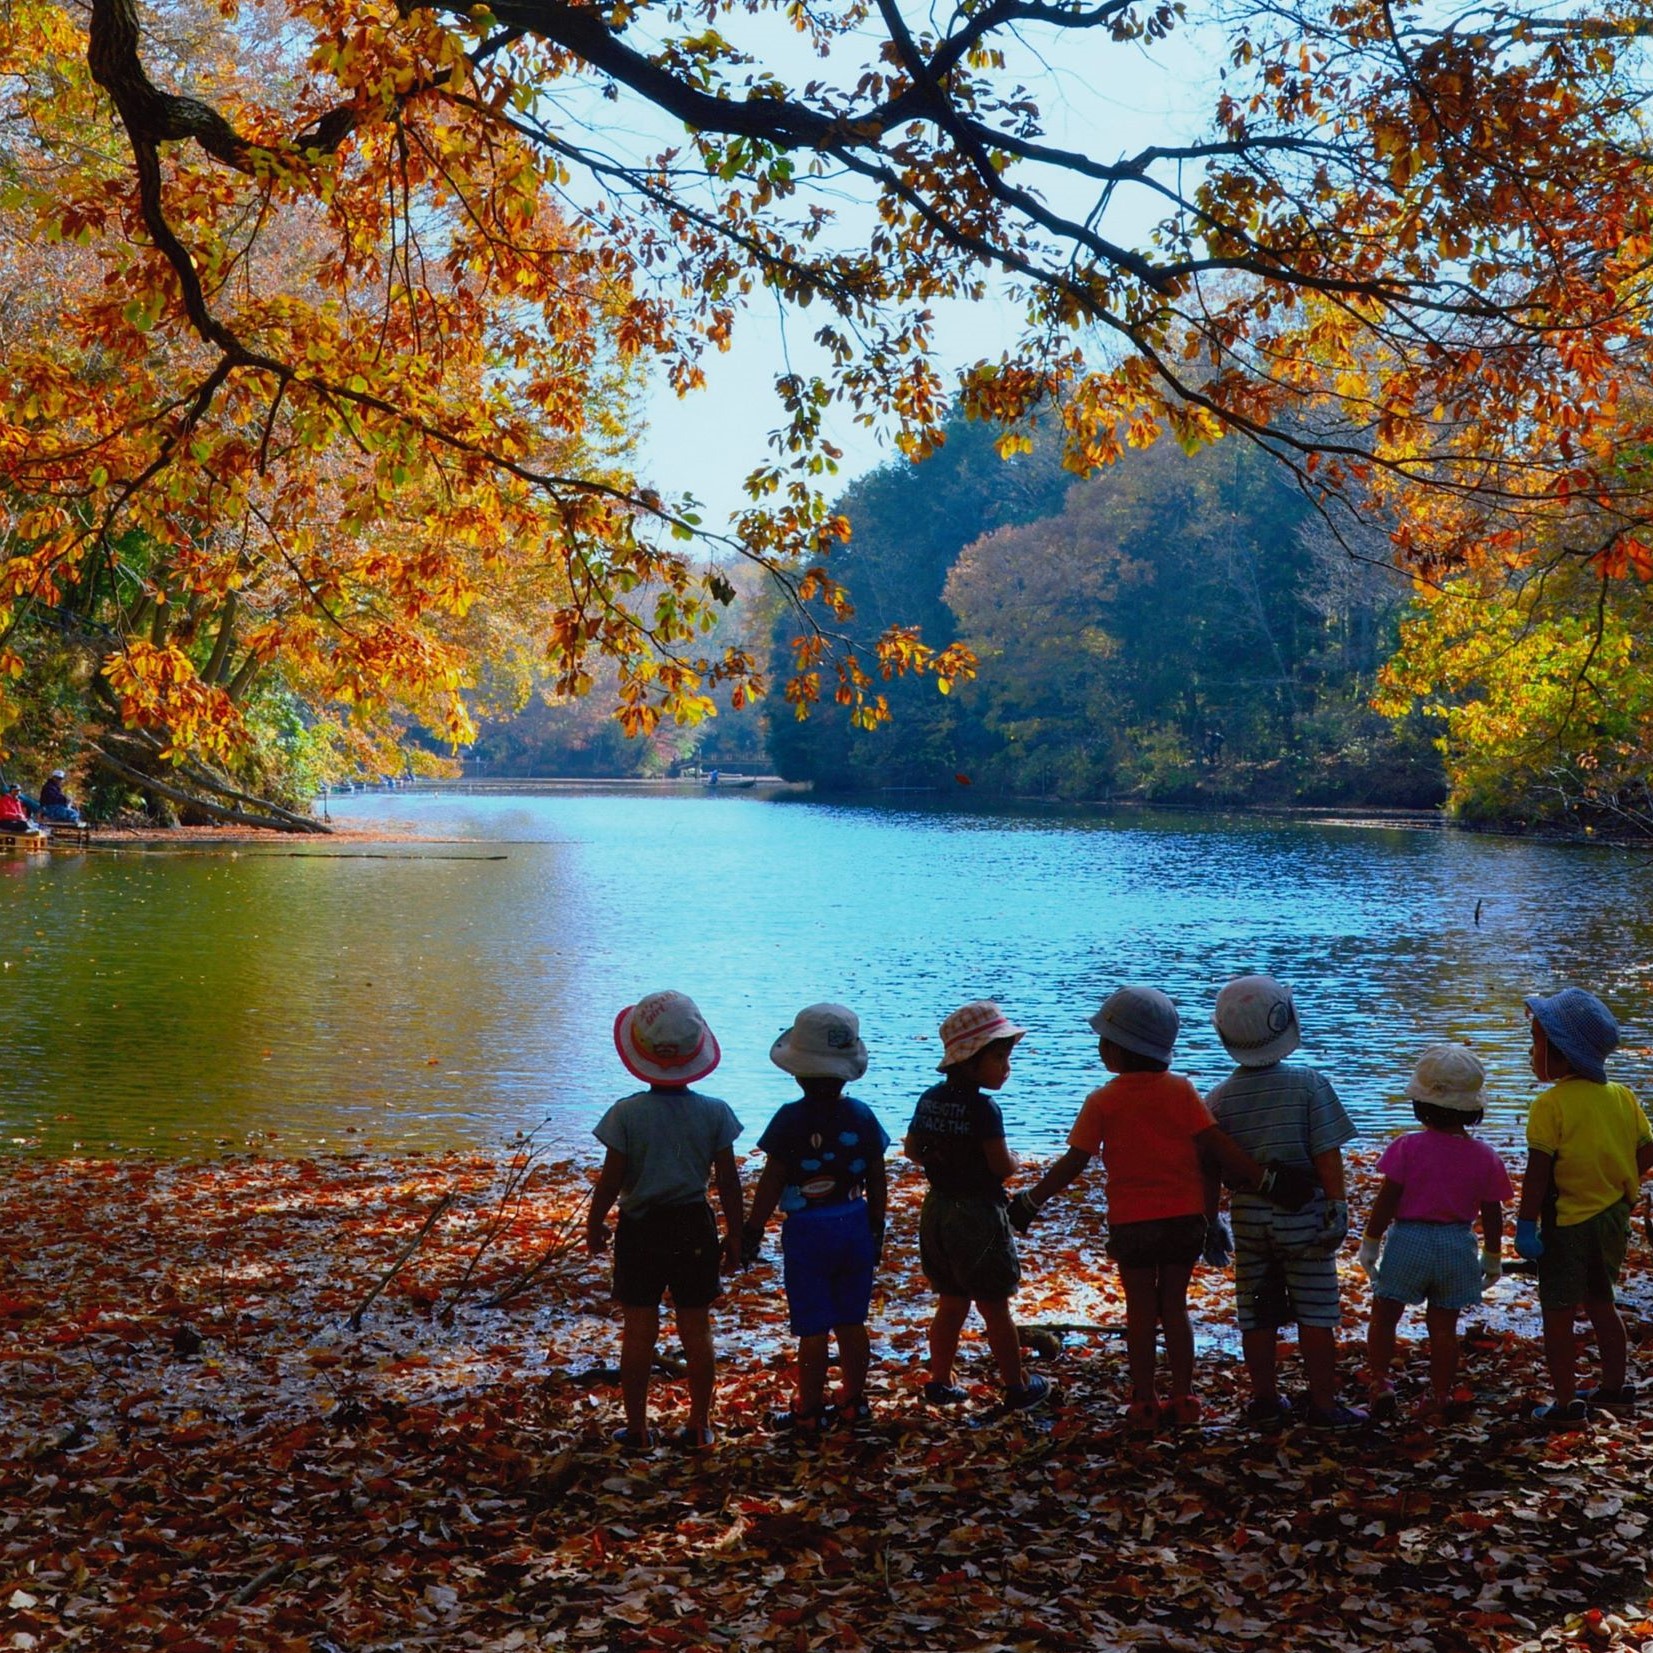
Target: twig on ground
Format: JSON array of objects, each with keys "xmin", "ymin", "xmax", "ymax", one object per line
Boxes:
[{"xmin": 346, "ymin": 1193, "xmax": 455, "ymax": 1330}]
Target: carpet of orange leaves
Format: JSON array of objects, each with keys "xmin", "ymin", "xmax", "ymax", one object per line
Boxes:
[{"xmin": 4, "ymin": 1148, "xmax": 1653, "ymax": 1652}]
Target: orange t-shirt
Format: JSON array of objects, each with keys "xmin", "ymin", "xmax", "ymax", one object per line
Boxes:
[{"xmin": 1068, "ymin": 1071, "xmax": 1215, "ymax": 1225}]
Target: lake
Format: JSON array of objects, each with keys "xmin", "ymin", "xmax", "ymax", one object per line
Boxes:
[{"xmin": 3, "ymin": 787, "xmax": 1650, "ymax": 1158}]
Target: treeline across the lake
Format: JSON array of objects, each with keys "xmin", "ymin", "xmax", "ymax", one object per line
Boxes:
[
  {"xmin": 467, "ymin": 410, "xmax": 1653, "ymax": 832},
  {"xmin": 766, "ymin": 417, "xmax": 1442, "ymax": 810}
]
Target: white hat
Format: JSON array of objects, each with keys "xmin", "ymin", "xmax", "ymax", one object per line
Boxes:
[
  {"xmin": 937, "ymin": 1001, "xmax": 1027, "ymax": 1071},
  {"xmin": 613, "ymin": 991, "xmax": 721, "ymax": 1086},
  {"xmin": 1407, "ymin": 1043, "xmax": 1488, "ymax": 1113},
  {"xmin": 771, "ymin": 1002, "xmax": 869, "ymax": 1081},
  {"xmin": 1213, "ymin": 974, "xmax": 1302, "ymax": 1067},
  {"xmin": 1089, "ymin": 986, "xmax": 1179, "ymax": 1064},
  {"xmin": 50, "ymin": 770, "xmax": 65, "ymax": 779}
]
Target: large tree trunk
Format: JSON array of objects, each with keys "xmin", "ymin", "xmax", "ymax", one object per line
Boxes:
[{"xmin": 90, "ymin": 742, "xmax": 332, "ymax": 834}]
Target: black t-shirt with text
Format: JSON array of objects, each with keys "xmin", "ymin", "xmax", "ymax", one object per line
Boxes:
[{"xmin": 906, "ymin": 1079, "xmax": 1007, "ymax": 1201}]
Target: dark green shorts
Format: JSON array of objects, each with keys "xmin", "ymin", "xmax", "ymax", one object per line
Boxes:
[
  {"xmin": 1537, "ymin": 1198, "xmax": 1630, "ymax": 1311},
  {"xmin": 919, "ymin": 1190, "xmax": 1020, "ymax": 1301}
]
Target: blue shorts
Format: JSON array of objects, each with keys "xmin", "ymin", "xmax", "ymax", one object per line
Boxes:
[
  {"xmin": 1373, "ymin": 1220, "xmax": 1482, "ymax": 1312},
  {"xmin": 781, "ymin": 1200, "xmax": 878, "ymax": 1337}
]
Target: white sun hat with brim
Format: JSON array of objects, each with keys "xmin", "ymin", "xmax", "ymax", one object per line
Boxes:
[
  {"xmin": 49, "ymin": 769, "xmax": 65, "ymax": 779},
  {"xmin": 1406, "ymin": 1043, "xmax": 1489, "ymax": 1113},
  {"xmin": 771, "ymin": 1002, "xmax": 869, "ymax": 1081},
  {"xmin": 1089, "ymin": 986, "xmax": 1180, "ymax": 1064},
  {"xmin": 1213, "ymin": 974, "xmax": 1302, "ymax": 1068},
  {"xmin": 937, "ymin": 1001, "xmax": 1027, "ymax": 1071},
  {"xmin": 613, "ymin": 990, "xmax": 721, "ymax": 1086}
]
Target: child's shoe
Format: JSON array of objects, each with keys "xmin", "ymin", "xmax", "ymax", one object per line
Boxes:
[
  {"xmin": 1005, "ymin": 1374, "xmax": 1052, "ymax": 1411},
  {"xmin": 1366, "ymin": 1385, "xmax": 1398, "ymax": 1423},
  {"xmin": 922, "ymin": 1380, "xmax": 969, "ymax": 1406},
  {"xmin": 767, "ymin": 1404, "xmax": 825, "ymax": 1436},
  {"xmin": 1581, "ymin": 1384, "xmax": 1637, "ymax": 1415},
  {"xmin": 832, "ymin": 1395, "xmax": 875, "ymax": 1428},
  {"xmin": 1304, "ymin": 1403, "xmax": 1368, "ymax": 1431},
  {"xmin": 1125, "ymin": 1398, "xmax": 1159, "ymax": 1435},
  {"xmin": 611, "ymin": 1425, "xmax": 654, "ymax": 1454},
  {"xmin": 1159, "ymin": 1395, "xmax": 1202, "ymax": 1429},
  {"xmin": 1530, "ymin": 1398, "xmax": 1588, "ymax": 1431},
  {"xmin": 1242, "ymin": 1394, "xmax": 1292, "ymax": 1428}
]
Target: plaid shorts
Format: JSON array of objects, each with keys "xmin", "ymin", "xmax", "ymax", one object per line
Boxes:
[
  {"xmin": 1372, "ymin": 1220, "xmax": 1483, "ymax": 1312},
  {"xmin": 1537, "ymin": 1198, "xmax": 1631, "ymax": 1311}
]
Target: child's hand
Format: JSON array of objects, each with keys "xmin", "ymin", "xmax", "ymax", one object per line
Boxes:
[
  {"xmin": 1306, "ymin": 1197, "xmax": 1348, "ymax": 1256},
  {"xmin": 740, "ymin": 1228, "xmax": 763, "ymax": 1269},
  {"xmin": 586, "ymin": 1221, "xmax": 609, "ymax": 1257},
  {"xmin": 1481, "ymin": 1248, "xmax": 1502, "ymax": 1286},
  {"xmin": 1202, "ymin": 1216, "xmax": 1234, "ymax": 1268},
  {"xmin": 1357, "ymin": 1234, "xmax": 1381, "ymax": 1275},
  {"xmin": 1515, "ymin": 1218, "xmax": 1545, "ymax": 1260},
  {"xmin": 1256, "ymin": 1164, "xmax": 1318, "ymax": 1211},
  {"xmin": 1007, "ymin": 1191, "xmax": 1042, "ymax": 1233}
]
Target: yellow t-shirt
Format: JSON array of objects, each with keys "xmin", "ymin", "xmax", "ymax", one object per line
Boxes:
[{"xmin": 1526, "ymin": 1078, "xmax": 1652, "ymax": 1226}]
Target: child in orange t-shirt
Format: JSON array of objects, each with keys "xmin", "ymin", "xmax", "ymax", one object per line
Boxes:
[{"xmin": 1010, "ymin": 986, "xmax": 1274, "ymax": 1432}]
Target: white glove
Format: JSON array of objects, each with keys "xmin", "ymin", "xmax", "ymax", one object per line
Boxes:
[
  {"xmin": 1481, "ymin": 1248, "xmax": 1502, "ymax": 1287},
  {"xmin": 1357, "ymin": 1235, "xmax": 1382, "ymax": 1277}
]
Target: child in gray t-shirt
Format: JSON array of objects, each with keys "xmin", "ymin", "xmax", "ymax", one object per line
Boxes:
[
  {"xmin": 587, "ymin": 991, "xmax": 743, "ymax": 1453},
  {"xmin": 1207, "ymin": 975, "xmax": 1361, "ymax": 1430}
]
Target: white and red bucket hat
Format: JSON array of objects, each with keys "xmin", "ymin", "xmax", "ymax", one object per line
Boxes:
[
  {"xmin": 937, "ymin": 1000, "xmax": 1027, "ymax": 1071},
  {"xmin": 613, "ymin": 990, "xmax": 721, "ymax": 1086}
]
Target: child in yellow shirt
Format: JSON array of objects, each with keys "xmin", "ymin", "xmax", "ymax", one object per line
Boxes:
[{"xmin": 1514, "ymin": 989, "xmax": 1653, "ymax": 1428}]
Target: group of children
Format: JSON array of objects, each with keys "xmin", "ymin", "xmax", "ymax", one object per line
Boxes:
[{"xmin": 584, "ymin": 976, "xmax": 1651, "ymax": 1450}]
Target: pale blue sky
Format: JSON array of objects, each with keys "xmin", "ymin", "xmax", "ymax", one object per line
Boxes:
[{"xmin": 605, "ymin": 9, "xmax": 1229, "ymax": 527}]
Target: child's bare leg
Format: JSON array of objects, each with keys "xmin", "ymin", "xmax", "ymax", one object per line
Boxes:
[
  {"xmin": 1583, "ymin": 1295, "xmax": 1629, "ymax": 1393},
  {"xmin": 1241, "ymin": 1328, "xmax": 1280, "ymax": 1403},
  {"xmin": 795, "ymin": 1331, "xmax": 831, "ymax": 1415},
  {"xmin": 620, "ymin": 1304, "xmax": 660, "ymax": 1435},
  {"xmin": 1366, "ymin": 1297, "xmax": 1404, "ymax": 1390},
  {"xmin": 976, "ymin": 1297, "xmax": 1026, "ymax": 1390},
  {"xmin": 1118, "ymin": 1266, "xmax": 1160, "ymax": 1402},
  {"xmin": 1424, "ymin": 1306, "xmax": 1460, "ymax": 1401},
  {"xmin": 1541, "ymin": 1307, "xmax": 1578, "ymax": 1405},
  {"xmin": 676, "ymin": 1305, "xmax": 716, "ymax": 1434},
  {"xmin": 929, "ymin": 1294, "xmax": 971, "ymax": 1385},
  {"xmin": 1156, "ymin": 1264, "xmax": 1196, "ymax": 1397},
  {"xmin": 834, "ymin": 1322, "xmax": 871, "ymax": 1404},
  {"xmin": 1300, "ymin": 1325, "xmax": 1340, "ymax": 1412}
]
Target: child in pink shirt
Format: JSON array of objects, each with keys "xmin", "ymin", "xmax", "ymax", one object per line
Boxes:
[{"xmin": 1359, "ymin": 1045, "xmax": 1513, "ymax": 1420}]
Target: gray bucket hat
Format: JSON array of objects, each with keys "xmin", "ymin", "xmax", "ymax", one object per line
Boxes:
[
  {"xmin": 1407, "ymin": 1043, "xmax": 1489, "ymax": 1113},
  {"xmin": 1089, "ymin": 986, "xmax": 1179, "ymax": 1065},
  {"xmin": 770, "ymin": 1002, "xmax": 869, "ymax": 1082},
  {"xmin": 1526, "ymin": 989, "xmax": 1619, "ymax": 1085}
]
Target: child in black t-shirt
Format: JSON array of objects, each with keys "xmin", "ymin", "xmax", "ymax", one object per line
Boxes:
[
  {"xmin": 746, "ymin": 1004, "xmax": 890, "ymax": 1432},
  {"xmin": 903, "ymin": 1001, "xmax": 1050, "ymax": 1412}
]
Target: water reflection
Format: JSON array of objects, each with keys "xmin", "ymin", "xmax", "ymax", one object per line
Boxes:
[{"xmin": 3, "ymin": 789, "xmax": 1649, "ymax": 1157}]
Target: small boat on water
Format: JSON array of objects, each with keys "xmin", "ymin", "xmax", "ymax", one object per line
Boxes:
[
  {"xmin": 1, "ymin": 829, "xmax": 49, "ymax": 855},
  {"xmin": 703, "ymin": 774, "xmax": 756, "ymax": 789}
]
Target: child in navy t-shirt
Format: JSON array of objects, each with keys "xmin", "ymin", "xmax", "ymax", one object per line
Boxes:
[{"xmin": 746, "ymin": 1004, "xmax": 889, "ymax": 1431}]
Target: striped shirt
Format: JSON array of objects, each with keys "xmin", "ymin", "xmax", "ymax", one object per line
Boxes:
[{"xmin": 1206, "ymin": 1062, "xmax": 1356, "ymax": 1168}]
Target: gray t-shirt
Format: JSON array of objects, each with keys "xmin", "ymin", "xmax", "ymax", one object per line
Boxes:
[{"xmin": 594, "ymin": 1087, "xmax": 743, "ymax": 1216}]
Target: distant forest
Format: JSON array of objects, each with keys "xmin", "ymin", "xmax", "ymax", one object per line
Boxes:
[{"xmin": 473, "ymin": 414, "xmax": 1444, "ymax": 810}]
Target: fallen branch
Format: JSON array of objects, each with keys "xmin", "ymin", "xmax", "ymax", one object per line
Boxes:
[
  {"xmin": 346, "ymin": 1193, "xmax": 456, "ymax": 1331},
  {"xmin": 483, "ymin": 1206, "xmax": 585, "ymax": 1309}
]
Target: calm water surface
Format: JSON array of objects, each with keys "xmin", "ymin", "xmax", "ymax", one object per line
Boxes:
[{"xmin": 4, "ymin": 788, "xmax": 1651, "ymax": 1157}]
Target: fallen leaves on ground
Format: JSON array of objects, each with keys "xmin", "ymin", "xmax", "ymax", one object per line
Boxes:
[{"xmin": 2, "ymin": 1148, "xmax": 1652, "ymax": 1651}]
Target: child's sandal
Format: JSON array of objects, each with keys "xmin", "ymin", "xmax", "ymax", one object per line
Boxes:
[
  {"xmin": 1530, "ymin": 1399, "xmax": 1588, "ymax": 1431},
  {"xmin": 832, "ymin": 1396, "xmax": 874, "ymax": 1427},
  {"xmin": 1367, "ymin": 1386, "xmax": 1398, "ymax": 1423},
  {"xmin": 1125, "ymin": 1399, "xmax": 1159, "ymax": 1436},
  {"xmin": 767, "ymin": 1406, "xmax": 825, "ymax": 1436},
  {"xmin": 1158, "ymin": 1395, "xmax": 1201, "ymax": 1429},
  {"xmin": 611, "ymin": 1426, "xmax": 654, "ymax": 1454}
]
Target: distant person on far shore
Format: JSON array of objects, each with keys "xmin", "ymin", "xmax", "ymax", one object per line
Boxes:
[
  {"xmin": 1359, "ymin": 1044, "xmax": 1513, "ymax": 1422},
  {"xmin": 1515, "ymin": 989, "xmax": 1652, "ymax": 1428},
  {"xmin": 587, "ymin": 991, "xmax": 744, "ymax": 1453},
  {"xmin": 745, "ymin": 1003, "xmax": 889, "ymax": 1433},
  {"xmin": 0, "ymin": 784, "xmax": 39, "ymax": 834},
  {"xmin": 38, "ymin": 770, "xmax": 81, "ymax": 825},
  {"xmin": 904, "ymin": 1001, "xmax": 1050, "ymax": 1412}
]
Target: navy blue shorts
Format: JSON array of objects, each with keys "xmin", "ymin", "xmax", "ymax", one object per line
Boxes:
[{"xmin": 781, "ymin": 1200, "xmax": 878, "ymax": 1336}]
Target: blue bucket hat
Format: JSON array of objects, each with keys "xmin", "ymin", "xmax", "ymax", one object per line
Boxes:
[{"xmin": 1525, "ymin": 988, "xmax": 1619, "ymax": 1085}]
